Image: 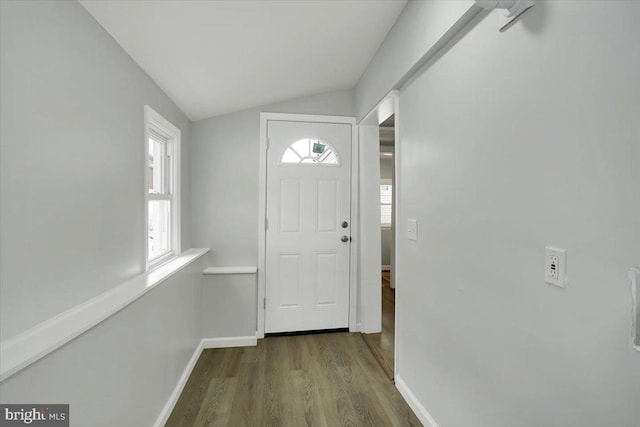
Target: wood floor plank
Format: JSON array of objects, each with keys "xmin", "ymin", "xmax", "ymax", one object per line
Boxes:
[
  {"xmin": 239, "ymin": 338, "xmax": 266, "ymax": 364},
  {"xmin": 226, "ymin": 360, "xmax": 265, "ymax": 427},
  {"xmin": 318, "ymin": 363, "xmax": 362, "ymax": 427},
  {"xmin": 362, "ymin": 273, "xmax": 396, "ymax": 380},
  {"xmin": 290, "ymin": 369, "xmax": 328, "ymax": 427},
  {"xmin": 263, "ymin": 337, "xmax": 289, "ymax": 426},
  {"xmin": 372, "ymin": 382, "xmax": 423, "ymax": 427},
  {"xmin": 165, "ymin": 332, "xmax": 422, "ymax": 427},
  {"xmin": 166, "ymin": 350, "xmax": 217, "ymax": 426},
  {"xmin": 192, "ymin": 377, "xmax": 237, "ymax": 426}
]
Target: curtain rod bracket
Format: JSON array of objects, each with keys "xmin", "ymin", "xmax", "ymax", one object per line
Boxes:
[{"xmin": 474, "ymin": 0, "xmax": 536, "ymax": 32}]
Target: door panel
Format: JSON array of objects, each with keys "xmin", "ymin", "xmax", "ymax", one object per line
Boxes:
[
  {"xmin": 279, "ymin": 179, "xmax": 302, "ymax": 233},
  {"xmin": 317, "ymin": 180, "xmax": 338, "ymax": 232},
  {"xmin": 278, "ymin": 254, "xmax": 301, "ymax": 307},
  {"xmin": 316, "ymin": 253, "xmax": 337, "ymax": 305},
  {"xmin": 266, "ymin": 120, "xmax": 351, "ymax": 333}
]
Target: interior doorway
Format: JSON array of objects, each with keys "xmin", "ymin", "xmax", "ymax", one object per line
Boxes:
[{"xmin": 362, "ymin": 114, "xmax": 396, "ymax": 379}]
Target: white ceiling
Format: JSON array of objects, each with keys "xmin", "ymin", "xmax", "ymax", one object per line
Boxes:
[{"xmin": 79, "ymin": 0, "xmax": 407, "ymax": 121}]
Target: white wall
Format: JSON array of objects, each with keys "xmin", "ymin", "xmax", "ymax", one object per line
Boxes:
[
  {"xmin": 354, "ymin": 0, "xmax": 475, "ymax": 120},
  {"xmin": 0, "ymin": 0, "xmax": 192, "ymax": 341},
  {"xmin": 0, "ymin": 260, "xmax": 204, "ymax": 427},
  {"xmin": 202, "ymin": 274, "xmax": 257, "ymax": 338},
  {"xmin": 397, "ymin": 1, "xmax": 640, "ymax": 426},
  {"xmin": 190, "ymin": 90, "xmax": 354, "ymax": 266},
  {"xmin": 1, "ymin": 2, "xmax": 202, "ymax": 425}
]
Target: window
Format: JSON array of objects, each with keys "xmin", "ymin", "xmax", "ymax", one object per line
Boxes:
[
  {"xmin": 380, "ymin": 179, "xmax": 392, "ymax": 228},
  {"xmin": 145, "ymin": 106, "xmax": 180, "ymax": 269},
  {"xmin": 280, "ymin": 138, "xmax": 339, "ymax": 165}
]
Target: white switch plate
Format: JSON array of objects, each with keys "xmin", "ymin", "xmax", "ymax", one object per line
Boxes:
[
  {"xmin": 545, "ymin": 246, "xmax": 567, "ymax": 288},
  {"xmin": 407, "ymin": 219, "xmax": 417, "ymax": 241}
]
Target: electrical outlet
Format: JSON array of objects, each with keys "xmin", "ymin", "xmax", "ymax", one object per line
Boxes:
[
  {"xmin": 549, "ymin": 255, "xmax": 559, "ymax": 279},
  {"xmin": 545, "ymin": 246, "xmax": 567, "ymax": 288}
]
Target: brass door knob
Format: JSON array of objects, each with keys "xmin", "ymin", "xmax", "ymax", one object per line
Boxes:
[
  {"xmin": 341, "ymin": 235, "xmax": 349, "ymax": 243},
  {"xmin": 341, "ymin": 221, "xmax": 349, "ymax": 228}
]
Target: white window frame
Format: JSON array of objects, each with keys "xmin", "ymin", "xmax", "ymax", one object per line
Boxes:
[
  {"xmin": 380, "ymin": 178, "xmax": 392, "ymax": 230},
  {"xmin": 144, "ymin": 106, "xmax": 181, "ymax": 270}
]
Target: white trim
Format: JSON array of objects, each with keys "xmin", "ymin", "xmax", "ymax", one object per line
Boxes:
[
  {"xmin": 358, "ymin": 90, "xmax": 401, "ymax": 361},
  {"xmin": 201, "ymin": 336, "xmax": 258, "ymax": 348},
  {"xmin": 258, "ymin": 113, "xmax": 359, "ymax": 338},
  {"xmin": 391, "ymin": 92, "xmax": 401, "ymax": 374},
  {"xmin": 0, "ymin": 248, "xmax": 209, "ymax": 382},
  {"xmin": 144, "ymin": 105, "xmax": 181, "ymax": 271},
  {"xmin": 153, "ymin": 340, "xmax": 205, "ymax": 427},
  {"xmin": 395, "ymin": 374, "xmax": 440, "ymax": 427},
  {"xmin": 630, "ymin": 267, "xmax": 640, "ymax": 352},
  {"xmin": 362, "ymin": 90, "xmax": 402, "ymax": 370},
  {"xmin": 358, "ymin": 123, "xmax": 382, "ymax": 334},
  {"xmin": 381, "ymin": 265, "xmax": 391, "ymax": 271},
  {"xmin": 349, "ymin": 116, "xmax": 360, "ymax": 333},
  {"xmin": 203, "ymin": 266, "xmax": 258, "ymax": 275},
  {"xmin": 257, "ymin": 115, "xmax": 268, "ymax": 338}
]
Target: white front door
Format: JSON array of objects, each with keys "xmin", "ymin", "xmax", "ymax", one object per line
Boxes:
[{"xmin": 265, "ymin": 119, "xmax": 352, "ymax": 333}]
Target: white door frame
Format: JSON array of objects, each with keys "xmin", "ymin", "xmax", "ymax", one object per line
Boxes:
[
  {"xmin": 258, "ymin": 112, "xmax": 358, "ymax": 338},
  {"xmin": 357, "ymin": 90, "xmax": 400, "ymax": 371}
]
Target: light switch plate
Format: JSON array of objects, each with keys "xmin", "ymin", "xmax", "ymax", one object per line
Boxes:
[
  {"xmin": 545, "ymin": 246, "xmax": 567, "ymax": 288},
  {"xmin": 407, "ymin": 219, "xmax": 417, "ymax": 241}
]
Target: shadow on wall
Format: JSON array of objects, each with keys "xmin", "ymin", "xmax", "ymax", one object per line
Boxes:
[{"xmin": 521, "ymin": 0, "xmax": 548, "ymax": 33}]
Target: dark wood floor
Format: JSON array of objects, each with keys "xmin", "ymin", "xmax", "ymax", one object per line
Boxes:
[
  {"xmin": 166, "ymin": 331, "xmax": 420, "ymax": 427},
  {"xmin": 361, "ymin": 271, "xmax": 395, "ymax": 380}
]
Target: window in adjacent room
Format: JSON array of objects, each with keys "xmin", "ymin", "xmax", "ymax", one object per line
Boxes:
[
  {"xmin": 145, "ymin": 106, "xmax": 180, "ymax": 269},
  {"xmin": 380, "ymin": 179, "xmax": 392, "ymax": 229}
]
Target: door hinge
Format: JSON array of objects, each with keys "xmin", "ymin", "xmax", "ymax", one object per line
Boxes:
[{"xmin": 265, "ymin": 218, "xmax": 269, "ymax": 230}]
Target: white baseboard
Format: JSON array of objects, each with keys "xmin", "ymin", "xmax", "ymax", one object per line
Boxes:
[
  {"xmin": 201, "ymin": 335, "xmax": 257, "ymax": 348},
  {"xmin": 395, "ymin": 374, "xmax": 440, "ymax": 427},
  {"xmin": 382, "ymin": 265, "xmax": 391, "ymax": 271},
  {"xmin": 153, "ymin": 335, "xmax": 257, "ymax": 427},
  {"xmin": 153, "ymin": 340, "xmax": 205, "ymax": 427}
]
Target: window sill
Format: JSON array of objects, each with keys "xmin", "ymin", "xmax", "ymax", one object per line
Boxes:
[
  {"xmin": 0, "ymin": 248, "xmax": 209, "ymax": 382},
  {"xmin": 147, "ymin": 250, "xmax": 178, "ymax": 272},
  {"xmin": 203, "ymin": 266, "xmax": 258, "ymax": 275}
]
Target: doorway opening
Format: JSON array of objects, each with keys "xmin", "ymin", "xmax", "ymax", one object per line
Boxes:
[{"xmin": 361, "ymin": 114, "xmax": 396, "ymax": 379}]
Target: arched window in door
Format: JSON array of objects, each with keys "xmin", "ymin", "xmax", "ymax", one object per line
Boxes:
[{"xmin": 280, "ymin": 138, "xmax": 340, "ymax": 165}]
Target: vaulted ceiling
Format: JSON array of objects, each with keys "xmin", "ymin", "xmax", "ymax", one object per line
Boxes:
[{"xmin": 80, "ymin": 0, "xmax": 407, "ymax": 121}]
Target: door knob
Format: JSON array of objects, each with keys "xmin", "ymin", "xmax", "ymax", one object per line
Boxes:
[
  {"xmin": 341, "ymin": 221, "xmax": 349, "ymax": 228},
  {"xmin": 341, "ymin": 235, "xmax": 349, "ymax": 243}
]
